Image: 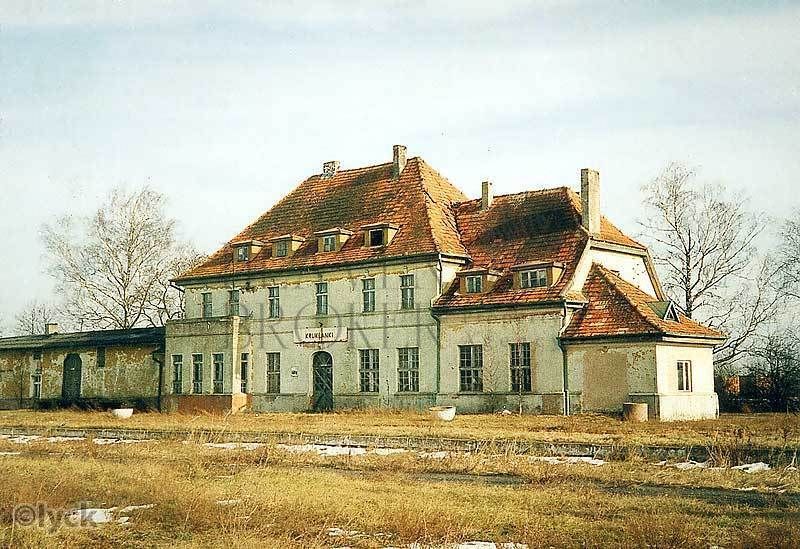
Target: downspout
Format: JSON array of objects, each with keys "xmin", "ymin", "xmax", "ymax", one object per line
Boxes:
[
  {"xmin": 434, "ymin": 256, "xmax": 444, "ymax": 398},
  {"xmin": 152, "ymin": 348, "xmax": 165, "ymax": 412},
  {"xmin": 557, "ymin": 301, "xmax": 570, "ymax": 416}
]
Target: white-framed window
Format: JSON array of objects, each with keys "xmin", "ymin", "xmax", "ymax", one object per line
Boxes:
[
  {"xmin": 202, "ymin": 292, "xmax": 213, "ymax": 318},
  {"xmin": 31, "ymin": 370, "xmax": 42, "ymax": 399},
  {"xmin": 466, "ymin": 275, "xmax": 483, "ymax": 293},
  {"xmin": 369, "ymin": 229, "xmax": 385, "ymax": 247},
  {"xmin": 316, "ymin": 282, "xmax": 328, "ymax": 315},
  {"xmin": 510, "ymin": 342, "xmax": 532, "ymax": 393},
  {"xmin": 362, "ymin": 278, "xmax": 376, "ymax": 312},
  {"xmin": 459, "ymin": 345, "xmax": 483, "ymax": 392},
  {"xmin": 268, "ymin": 286, "xmax": 280, "ymax": 319},
  {"xmin": 236, "ymin": 245, "xmax": 249, "ymax": 262},
  {"xmin": 213, "ymin": 353, "xmax": 224, "ymax": 394},
  {"xmin": 266, "ymin": 352, "xmax": 281, "ymax": 394},
  {"xmin": 400, "ymin": 274, "xmax": 415, "ymax": 310},
  {"xmin": 172, "ymin": 354, "xmax": 183, "ymax": 395},
  {"xmin": 228, "ymin": 290, "xmax": 240, "ymax": 316},
  {"xmin": 398, "ymin": 347, "xmax": 419, "ymax": 392},
  {"xmin": 359, "ymin": 349, "xmax": 380, "ymax": 393},
  {"xmin": 322, "ymin": 234, "xmax": 336, "ymax": 252},
  {"xmin": 520, "ymin": 269, "xmax": 548, "ymax": 289},
  {"xmin": 192, "ymin": 354, "xmax": 203, "ymax": 394},
  {"xmin": 274, "ymin": 240, "xmax": 289, "ymax": 257},
  {"xmin": 240, "ymin": 353, "xmax": 249, "ymax": 394},
  {"xmin": 677, "ymin": 360, "xmax": 692, "ymax": 391}
]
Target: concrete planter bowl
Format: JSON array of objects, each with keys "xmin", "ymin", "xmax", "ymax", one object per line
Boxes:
[
  {"xmin": 111, "ymin": 408, "xmax": 134, "ymax": 419},
  {"xmin": 429, "ymin": 405, "xmax": 457, "ymax": 421}
]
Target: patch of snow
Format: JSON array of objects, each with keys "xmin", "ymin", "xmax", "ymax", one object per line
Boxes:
[
  {"xmin": 216, "ymin": 499, "xmax": 242, "ymax": 506},
  {"xmin": 0, "ymin": 451, "xmax": 21, "ymax": 456},
  {"xmin": 205, "ymin": 442, "xmax": 263, "ymax": 451},
  {"xmin": 673, "ymin": 460, "xmax": 710, "ymax": 470},
  {"xmin": 731, "ymin": 462, "xmax": 770, "ymax": 474},
  {"xmin": 327, "ymin": 527, "xmax": 363, "ymax": 537},
  {"xmin": 277, "ymin": 443, "xmax": 367, "ymax": 457},
  {"xmin": 529, "ymin": 456, "xmax": 604, "ymax": 466},
  {"xmin": 66, "ymin": 507, "xmax": 116, "ymax": 524},
  {"xmin": 9, "ymin": 435, "xmax": 40, "ymax": 444},
  {"xmin": 372, "ymin": 448, "xmax": 408, "ymax": 456},
  {"xmin": 46, "ymin": 436, "xmax": 85, "ymax": 443}
]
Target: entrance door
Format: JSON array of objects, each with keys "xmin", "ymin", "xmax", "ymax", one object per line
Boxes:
[
  {"xmin": 312, "ymin": 351, "xmax": 333, "ymax": 412},
  {"xmin": 62, "ymin": 353, "xmax": 82, "ymax": 404}
]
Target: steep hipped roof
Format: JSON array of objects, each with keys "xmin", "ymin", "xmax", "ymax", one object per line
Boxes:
[
  {"xmin": 562, "ymin": 264, "xmax": 725, "ymax": 341},
  {"xmin": 0, "ymin": 327, "xmax": 165, "ymax": 351},
  {"xmin": 432, "ymin": 187, "xmax": 643, "ymax": 309},
  {"xmin": 176, "ymin": 158, "xmax": 468, "ymax": 281}
]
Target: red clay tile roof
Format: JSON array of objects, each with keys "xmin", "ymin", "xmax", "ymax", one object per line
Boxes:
[
  {"xmin": 562, "ymin": 264, "xmax": 725, "ymax": 340},
  {"xmin": 175, "ymin": 158, "xmax": 469, "ymax": 281},
  {"xmin": 432, "ymin": 187, "xmax": 643, "ymax": 309}
]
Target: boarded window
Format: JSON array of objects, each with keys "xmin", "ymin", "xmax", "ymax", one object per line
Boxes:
[
  {"xmin": 192, "ymin": 354, "xmax": 203, "ymax": 394},
  {"xmin": 510, "ymin": 342, "xmax": 532, "ymax": 393},
  {"xmin": 359, "ymin": 349, "xmax": 380, "ymax": 393},
  {"xmin": 397, "ymin": 347, "xmax": 419, "ymax": 392},
  {"xmin": 213, "ymin": 353, "xmax": 224, "ymax": 393},
  {"xmin": 677, "ymin": 361, "xmax": 692, "ymax": 391},
  {"xmin": 459, "ymin": 345, "xmax": 483, "ymax": 392},
  {"xmin": 96, "ymin": 347, "xmax": 106, "ymax": 368},
  {"xmin": 172, "ymin": 354, "xmax": 183, "ymax": 395},
  {"xmin": 362, "ymin": 278, "xmax": 376, "ymax": 312},
  {"xmin": 266, "ymin": 352, "xmax": 281, "ymax": 394},
  {"xmin": 400, "ymin": 274, "xmax": 415, "ymax": 310}
]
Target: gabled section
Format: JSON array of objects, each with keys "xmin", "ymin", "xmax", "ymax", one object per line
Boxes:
[
  {"xmin": 314, "ymin": 227, "xmax": 353, "ymax": 253},
  {"xmin": 361, "ymin": 222, "xmax": 399, "ymax": 248},
  {"xmin": 231, "ymin": 239, "xmax": 265, "ymax": 262},
  {"xmin": 649, "ymin": 300, "xmax": 680, "ymax": 322},
  {"xmin": 456, "ymin": 267, "xmax": 502, "ymax": 294},
  {"xmin": 269, "ymin": 234, "xmax": 305, "ymax": 258},
  {"xmin": 510, "ymin": 261, "xmax": 565, "ymax": 290}
]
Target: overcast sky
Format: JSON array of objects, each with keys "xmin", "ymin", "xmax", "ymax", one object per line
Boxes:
[{"xmin": 1, "ymin": 1, "xmax": 798, "ymax": 331}]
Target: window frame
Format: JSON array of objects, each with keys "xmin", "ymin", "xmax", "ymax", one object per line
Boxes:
[
  {"xmin": 202, "ymin": 292, "xmax": 213, "ymax": 318},
  {"xmin": 458, "ymin": 344, "xmax": 484, "ymax": 393},
  {"xmin": 316, "ymin": 282, "xmax": 328, "ymax": 315},
  {"xmin": 362, "ymin": 278, "xmax": 376, "ymax": 313},
  {"xmin": 369, "ymin": 229, "xmax": 385, "ymax": 247},
  {"xmin": 172, "ymin": 354, "xmax": 183, "ymax": 395},
  {"xmin": 212, "ymin": 353, "xmax": 224, "ymax": 394},
  {"xmin": 397, "ymin": 347, "xmax": 419, "ymax": 393},
  {"xmin": 322, "ymin": 234, "xmax": 337, "ymax": 252},
  {"xmin": 274, "ymin": 240, "xmax": 289, "ymax": 257},
  {"xmin": 677, "ymin": 360, "xmax": 693, "ymax": 392},
  {"xmin": 465, "ymin": 275, "xmax": 483, "ymax": 294},
  {"xmin": 510, "ymin": 342, "xmax": 532, "ymax": 393},
  {"xmin": 236, "ymin": 245, "xmax": 249, "ymax": 262},
  {"xmin": 31, "ymin": 369, "xmax": 42, "ymax": 399},
  {"xmin": 192, "ymin": 354, "xmax": 203, "ymax": 394},
  {"xmin": 228, "ymin": 289, "xmax": 240, "ymax": 316},
  {"xmin": 96, "ymin": 346, "xmax": 106, "ymax": 368},
  {"xmin": 359, "ymin": 349, "xmax": 380, "ymax": 393},
  {"xmin": 400, "ymin": 274, "xmax": 415, "ymax": 310},
  {"xmin": 266, "ymin": 352, "xmax": 281, "ymax": 394},
  {"xmin": 520, "ymin": 268, "xmax": 548, "ymax": 289},
  {"xmin": 267, "ymin": 286, "xmax": 280, "ymax": 319},
  {"xmin": 240, "ymin": 352, "xmax": 249, "ymax": 394}
]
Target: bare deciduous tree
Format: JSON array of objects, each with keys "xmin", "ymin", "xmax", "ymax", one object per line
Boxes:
[
  {"xmin": 14, "ymin": 301, "xmax": 59, "ymax": 335},
  {"xmin": 744, "ymin": 332, "xmax": 800, "ymax": 412},
  {"xmin": 640, "ymin": 163, "xmax": 782, "ymax": 369},
  {"xmin": 41, "ymin": 187, "xmax": 204, "ymax": 330},
  {"xmin": 779, "ymin": 218, "xmax": 800, "ymax": 299}
]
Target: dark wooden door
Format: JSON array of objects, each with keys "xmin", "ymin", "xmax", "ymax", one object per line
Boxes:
[
  {"xmin": 312, "ymin": 352, "xmax": 333, "ymax": 412},
  {"xmin": 62, "ymin": 353, "xmax": 82, "ymax": 403}
]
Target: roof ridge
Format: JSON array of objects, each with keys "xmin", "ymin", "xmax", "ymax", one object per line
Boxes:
[{"xmin": 453, "ymin": 186, "xmax": 572, "ymax": 206}]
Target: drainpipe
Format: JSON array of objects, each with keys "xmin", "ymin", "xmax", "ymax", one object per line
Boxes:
[
  {"xmin": 152, "ymin": 348, "xmax": 165, "ymax": 412},
  {"xmin": 557, "ymin": 302, "xmax": 570, "ymax": 416},
  {"xmin": 434, "ymin": 256, "xmax": 444, "ymax": 399}
]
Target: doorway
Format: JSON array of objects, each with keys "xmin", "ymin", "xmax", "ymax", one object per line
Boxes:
[
  {"xmin": 62, "ymin": 353, "xmax": 82, "ymax": 404},
  {"xmin": 312, "ymin": 351, "xmax": 333, "ymax": 412}
]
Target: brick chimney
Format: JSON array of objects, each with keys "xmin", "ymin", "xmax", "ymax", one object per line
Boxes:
[
  {"xmin": 392, "ymin": 145, "xmax": 407, "ymax": 177},
  {"xmin": 481, "ymin": 180, "xmax": 493, "ymax": 210},
  {"xmin": 580, "ymin": 168, "xmax": 600, "ymax": 235},
  {"xmin": 44, "ymin": 323, "xmax": 59, "ymax": 335},
  {"xmin": 322, "ymin": 160, "xmax": 340, "ymax": 178}
]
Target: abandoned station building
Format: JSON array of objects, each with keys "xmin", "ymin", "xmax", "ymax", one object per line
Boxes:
[
  {"xmin": 163, "ymin": 146, "xmax": 724, "ymax": 420},
  {"xmin": 0, "ymin": 146, "xmax": 725, "ymax": 419}
]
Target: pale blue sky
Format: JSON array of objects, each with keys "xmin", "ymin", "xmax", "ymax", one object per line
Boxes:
[{"xmin": 1, "ymin": 1, "xmax": 799, "ymax": 329}]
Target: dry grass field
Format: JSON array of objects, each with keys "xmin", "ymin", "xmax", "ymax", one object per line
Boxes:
[
  {"xmin": 1, "ymin": 410, "xmax": 799, "ymax": 547},
  {"xmin": 1, "ymin": 409, "xmax": 799, "ymax": 449},
  {"xmin": 0, "ymin": 432, "xmax": 798, "ymax": 548}
]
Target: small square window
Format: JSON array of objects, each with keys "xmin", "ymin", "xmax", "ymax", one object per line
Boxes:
[
  {"xmin": 466, "ymin": 275, "xmax": 483, "ymax": 293},
  {"xmin": 369, "ymin": 229, "xmax": 385, "ymax": 247},
  {"xmin": 322, "ymin": 235, "xmax": 336, "ymax": 252},
  {"xmin": 274, "ymin": 240, "xmax": 289, "ymax": 257},
  {"xmin": 236, "ymin": 246, "xmax": 249, "ymax": 262},
  {"xmin": 520, "ymin": 269, "xmax": 548, "ymax": 289}
]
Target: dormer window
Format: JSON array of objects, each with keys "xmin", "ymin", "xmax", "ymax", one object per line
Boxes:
[
  {"xmin": 236, "ymin": 246, "xmax": 249, "ymax": 262},
  {"xmin": 314, "ymin": 228, "xmax": 353, "ymax": 253},
  {"xmin": 511, "ymin": 261, "xmax": 565, "ymax": 290},
  {"xmin": 456, "ymin": 268, "xmax": 501, "ymax": 295},
  {"xmin": 466, "ymin": 275, "xmax": 483, "ymax": 293},
  {"xmin": 231, "ymin": 239, "xmax": 264, "ymax": 262},
  {"xmin": 269, "ymin": 235, "xmax": 305, "ymax": 258},
  {"xmin": 361, "ymin": 222, "xmax": 399, "ymax": 248}
]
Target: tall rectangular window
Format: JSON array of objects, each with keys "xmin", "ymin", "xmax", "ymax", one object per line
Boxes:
[
  {"xmin": 228, "ymin": 289, "xmax": 240, "ymax": 316},
  {"xmin": 520, "ymin": 269, "xmax": 548, "ymax": 289},
  {"xmin": 316, "ymin": 282, "xmax": 328, "ymax": 315},
  {"xmin": 213, "ymin": 353, "xmax": 224, "ymax": 393},
  {"xmin": 459, "ymin": 345, "xmax": 483, "ymax": 392},
  {"xmin": 362, "ymin": 278, "xmax": 376, "ymax": 312},
  {"xmin": 677, "ymin": 361, "xmax": 692, "ymax": 391},
  {"xmin": 96, "ymin": 347, "xmax": 106, "ymax": 368},
  {"xmin": 192, "ymin": 354, "xmax": 203, "ymax": 394},
  {"xmin": 266, "ymin": 352, "xmax": 281, "ymax": 394},
  {"xmin": 322, "ymin": 235, "xmax": 336, "ymax": 252},
  {"xmin": 268, "ymin": 286, "xmax": 280, "ymax": 319},
  {"xmin": 397, "ymin": 347, "xmax": 419, "ymax": 392},
  {"xmin": 240, "ymin": 353, "xmax": 249, "ymax": 394},
  {"xmin": 466, "ymin": 275, "xmax": 483, "ymax": 293},
  {"xmin": 510, "ymin": 343, "xmax": 532, "ymax": 393},
  {"xmin": 359, "ymin": 349, "xmax": 380, "ymax": 393},
  {"xmin": 31, "ymin": 370, "xmax": 42, "ymax": 399},
  {"xmin": 400, "ymin": 274, "xmax": 415, "ymax": 310},
  {"xmin": 202, "ymin": 292, "xmax": 212, "ymax": 318},
  {"xmin": 172, "ymin": 354, "xmax": 183, "ymax": 395}
]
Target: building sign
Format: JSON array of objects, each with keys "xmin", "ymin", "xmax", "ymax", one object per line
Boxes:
[{"xmin": 294, "ymin": 326, "xmax": 348, "ymax": 344}]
